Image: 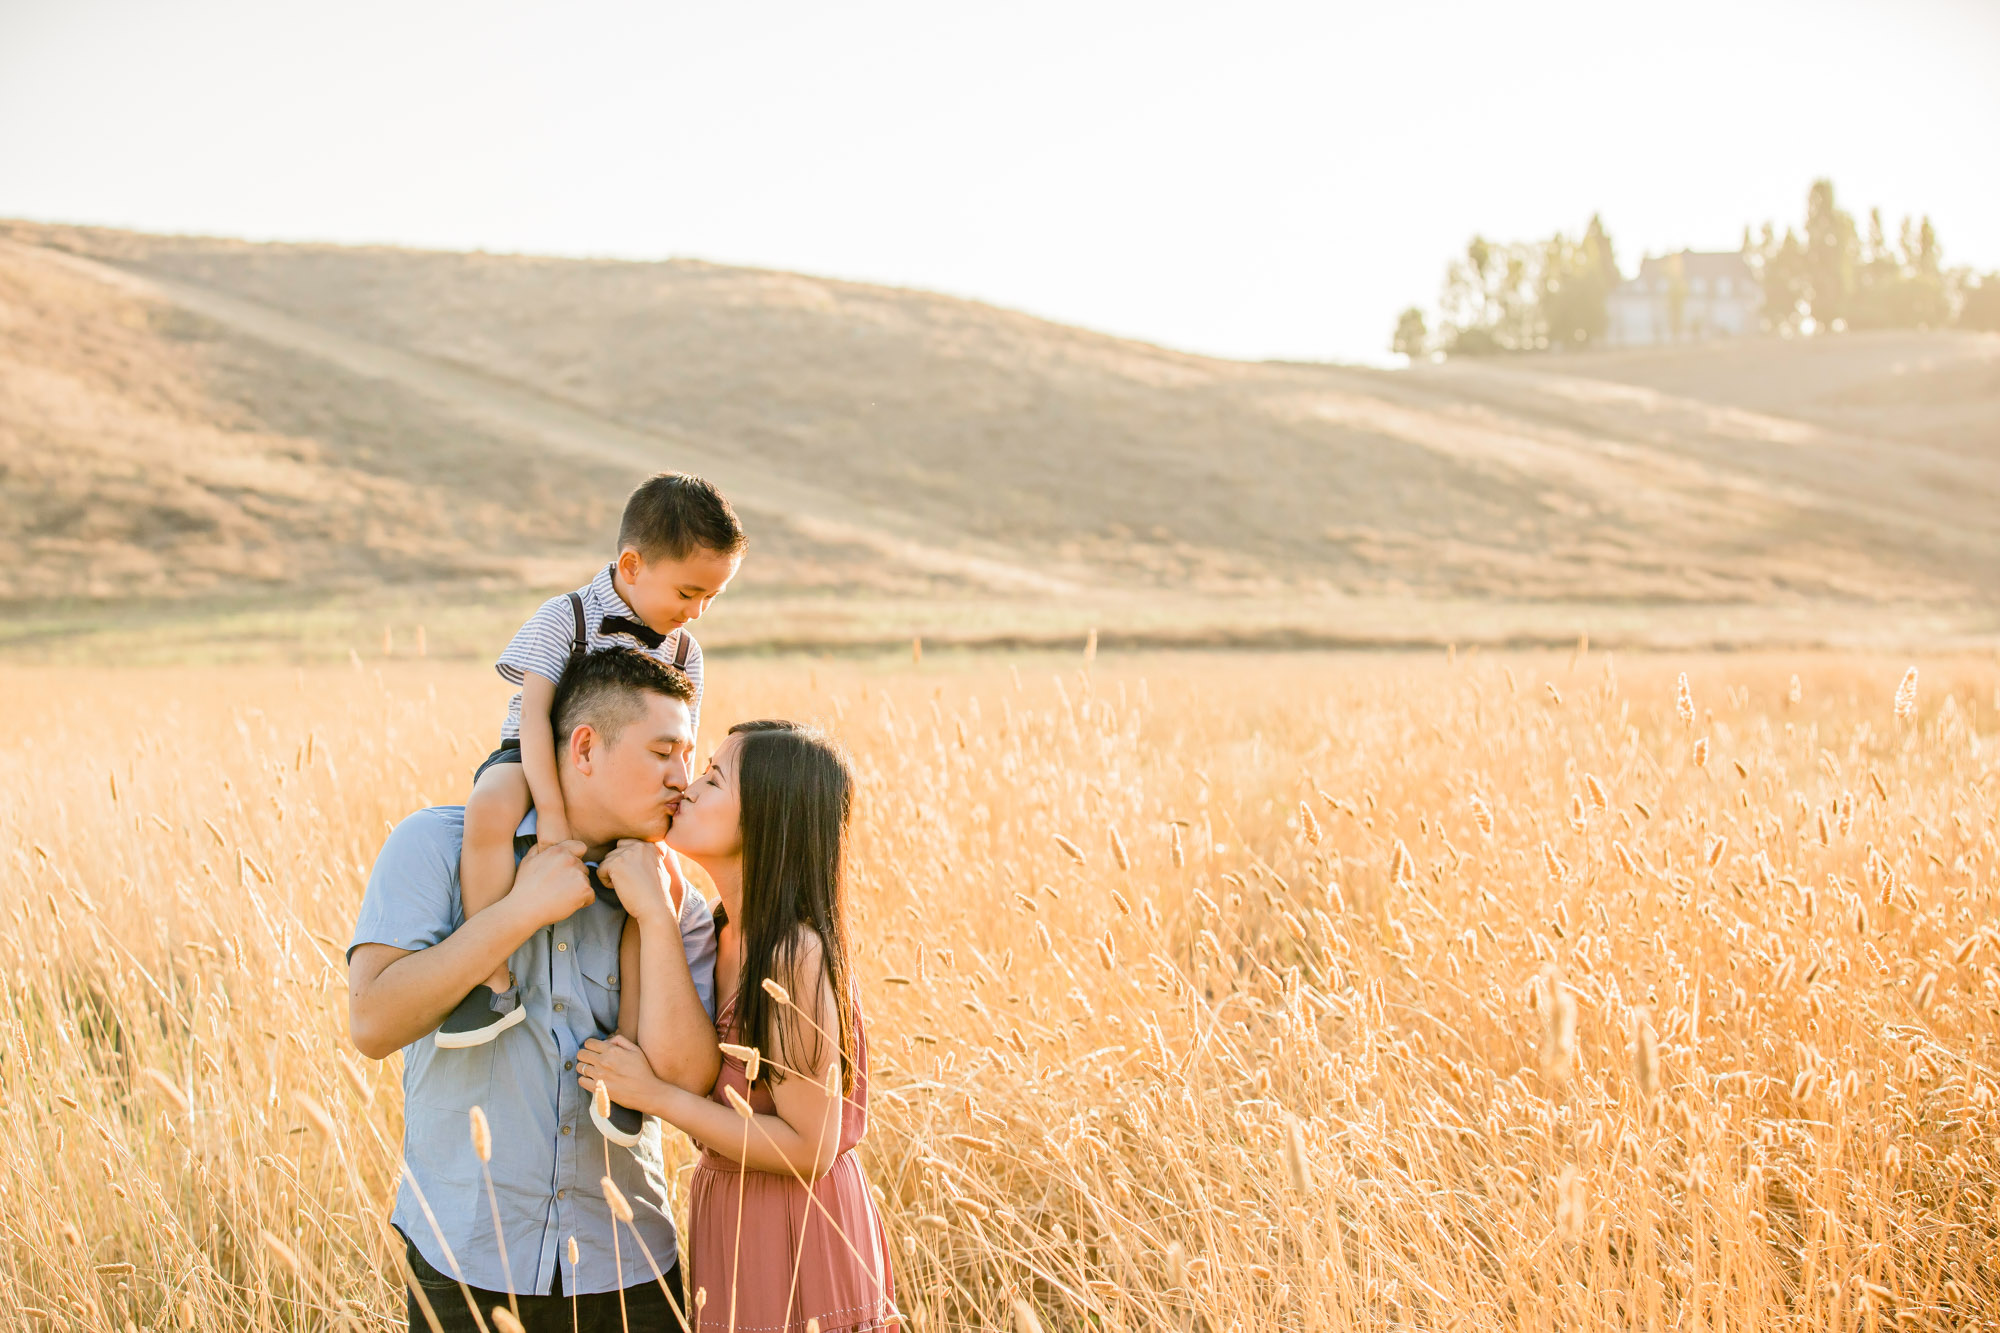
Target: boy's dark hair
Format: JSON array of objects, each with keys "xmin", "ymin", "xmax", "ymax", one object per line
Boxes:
[
  {"xmin": 552, "ymin": 646, "xmax": 694, "ymax": 748},
  {"xmin": 618, "ymin": 472, "xmax": 746, "ymax": 561}
]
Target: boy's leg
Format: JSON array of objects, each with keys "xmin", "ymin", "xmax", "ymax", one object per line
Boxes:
[{"xmin": 437, "ymin": 762, "xmax": 534, "ymax": 1049}]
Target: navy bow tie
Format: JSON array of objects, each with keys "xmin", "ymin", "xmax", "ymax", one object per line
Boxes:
[{"xmin": 600, "ymin": 614, "xmax": 665, "ymax": 650}]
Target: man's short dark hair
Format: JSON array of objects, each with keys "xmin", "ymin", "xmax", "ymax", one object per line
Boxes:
[
  {"xmin": 552, "ymin": 647, "xmax": 695, "ymax": 749},
  {"xmin": 618, "ymin": 472, "xmax": 746, "ymax": 562}
]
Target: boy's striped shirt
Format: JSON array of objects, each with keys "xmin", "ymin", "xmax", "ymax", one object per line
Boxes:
[{"xmin": 495, "ymin": 563, "xmax": 703, "ymax": 744}]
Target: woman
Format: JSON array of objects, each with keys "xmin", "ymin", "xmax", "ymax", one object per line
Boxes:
[{"xmin": 576, "ymin": 720, "xmax": 898, "ymax": 1333}]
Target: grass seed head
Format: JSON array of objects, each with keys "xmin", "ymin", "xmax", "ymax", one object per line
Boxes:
[
  {"xmin": 295, "ymin": 1092, "xmax": 338, "ymax": 1142},
  {"xmin": 1538, "ymin": 968, "xmax": 1577, "ymax": 1083},
  {"xmin": 1894, "ymin": 667, "xmax": 1919, "ymax": 722},
  {"xmin": 720, "ymin": 1042, "xmax": 763, "ymax": 1081},
  {"xmin": 260, "ymin": 1230, "xmax": 303, "ymax": 1273},
  {"xmin": 601, "ymin": 1176, "xmax": 634, "ymax": 1223},
  {"xmin": 1282, "ymin": 1112, "xmax": 1313, "ymax": 1193},
  {"xmin": 1915, "ymin": 971, "xmax": 1938, "ymax": 1011},
  {"xmin": 468, "ymin": 1105, "xmax": 491, "ymax": 1162},
  {"xmin": 1632, "ymin": 1008, "xmax": 1659, "ymax": 1100}
]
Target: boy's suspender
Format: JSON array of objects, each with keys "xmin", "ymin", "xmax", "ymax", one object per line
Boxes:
[
  {"xmin": 567, "ymin": 590, "xmax": 693, "ymax": 671},
  {"xmin": 567, "ymin": 592, "xmax": 587, "ymax": 661}
]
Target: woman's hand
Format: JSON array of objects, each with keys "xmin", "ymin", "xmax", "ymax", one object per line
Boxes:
[{"xmin": 577, "ymin": 1034, "xmax": 669, "ymax": 1113}]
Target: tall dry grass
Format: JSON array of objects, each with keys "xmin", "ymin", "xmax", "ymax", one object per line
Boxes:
[{"xmin": 1, "ymin": 650, "xmax": 1997, "ymax": 1328}]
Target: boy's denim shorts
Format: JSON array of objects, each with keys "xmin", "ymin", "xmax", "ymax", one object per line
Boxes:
[{"xmin": 473, "ymin": 739, "xmax": 522, "ymax": 782}]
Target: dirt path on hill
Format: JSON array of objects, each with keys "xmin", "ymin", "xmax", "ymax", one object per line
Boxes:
[{"xmin": 6, "ymin": 239, "xmax": 1080, "ymax": 598}]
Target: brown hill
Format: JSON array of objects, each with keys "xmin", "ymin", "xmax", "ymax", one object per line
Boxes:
[{"xmin": 3, "ymin": 220, "xmax": 1996, "ymax": 658}]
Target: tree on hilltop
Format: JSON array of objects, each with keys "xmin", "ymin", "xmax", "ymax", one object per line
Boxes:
[
  {"xmin": 1803, "ymin": 178, "xmax": 1858, "ymax": 330},
  {"xmin": 1391, "ymin": 307, "xmax": 1429, "ymax": 360},
  {"xmin": 1539, "ymin": 215, "xmax": 1620, "ymax": 348}
]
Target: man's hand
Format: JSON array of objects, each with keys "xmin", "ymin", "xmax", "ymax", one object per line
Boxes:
[
  {"xmin": 597, "ymin": 839, "xmax": 672, "ymax": 924},
  {"xmin": 509, "ymin": 840, "xmax": 593, "ymax": 928}
]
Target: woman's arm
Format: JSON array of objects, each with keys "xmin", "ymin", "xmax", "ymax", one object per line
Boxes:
[
  {"xmin": 517, "ymin": 672, "xmax": 569, "ymax": 844},
  {"xmin": 579, "ymin": 939, "xmax": 841, "ymax": 1179}
]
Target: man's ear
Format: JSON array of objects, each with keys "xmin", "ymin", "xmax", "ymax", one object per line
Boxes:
[{"xmin": 567, "ymin": 723, "xmax": 598, "ymax": 775}]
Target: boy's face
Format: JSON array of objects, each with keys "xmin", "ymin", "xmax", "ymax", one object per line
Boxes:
[{"xmin": 616, "ymin": 546, "xmax": 741, "ymax": 633}]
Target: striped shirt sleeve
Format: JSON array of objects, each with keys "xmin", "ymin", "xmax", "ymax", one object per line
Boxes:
[{"xmin": 496, "ymin": 595, "xmax": 579, "ymax": 687}]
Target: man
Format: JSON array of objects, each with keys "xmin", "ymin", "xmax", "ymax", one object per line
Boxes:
[{"xmin": 349, "ymin": 647, "xmax": 720, "ymax": 1332}]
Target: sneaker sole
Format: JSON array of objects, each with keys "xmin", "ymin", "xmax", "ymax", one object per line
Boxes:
[
  {"xmin": 592, "ymin": 1106, "xmax": 644, "ymax": 1148},
  {"xmin": 433, "ymin": 1003, "xmax": 528, "ymax": 1049}
]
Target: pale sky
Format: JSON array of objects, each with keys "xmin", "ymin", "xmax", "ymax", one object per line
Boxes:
[{"xmin": 2, "ymin": 0, "xmax": 1995, "ymax": 364}]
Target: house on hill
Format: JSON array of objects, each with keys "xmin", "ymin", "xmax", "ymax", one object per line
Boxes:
[{"xmin": 1605, "ymin": 251, "xmax": 1760, "ymax": 347}]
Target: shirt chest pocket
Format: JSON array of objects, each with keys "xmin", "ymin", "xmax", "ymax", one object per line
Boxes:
[{"xmin": 579, "ymin": 961, "xmax": 622, "ymax": 1035}]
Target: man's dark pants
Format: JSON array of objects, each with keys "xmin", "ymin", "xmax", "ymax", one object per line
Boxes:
[{"xmin": 402, "ymin": 1229, "xmax": 686, "ymax": 1332}]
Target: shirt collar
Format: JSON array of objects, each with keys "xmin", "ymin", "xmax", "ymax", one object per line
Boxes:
[{"xmin": 589, "ymin": 562, "xmax": 641, "ymax": 619}]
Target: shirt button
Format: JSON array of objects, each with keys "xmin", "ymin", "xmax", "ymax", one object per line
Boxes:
[
  {"xmin": 556, "ymin": 941, "xmax": 568, "ymax": 951},
  {"xmin": 607, "ymin": 976, "xmax": 617, "ymax": 985},
  {"xmin": 557, "ymin": 1189, "xmax": 566, "ymax": 1200},
  {"xmin": 562, "ymin": 1125, "xmax": 572, "ymax": 1136},
  {"xmin": 565, "ymin": 1060, "xmax": 574, "ymax": 1071},
  {"xmin": 554, "ymin": 1002, "xmax": 566, "ymax": 1013}
]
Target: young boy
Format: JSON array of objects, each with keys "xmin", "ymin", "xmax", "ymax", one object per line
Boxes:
[{"xmin": 441, "ymin": 472, "xmax": 744, "ymax": 1061}]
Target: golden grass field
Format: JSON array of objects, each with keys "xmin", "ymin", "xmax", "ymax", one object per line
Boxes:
[{"xmin": 3, "ymin": 649, "xmax": 1998, "ymax": 1329}]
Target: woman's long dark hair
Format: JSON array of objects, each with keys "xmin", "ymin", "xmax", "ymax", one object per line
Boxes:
[{"xmin": 727, "ymin": 719, "xmax": 857, "ymax": 1094}]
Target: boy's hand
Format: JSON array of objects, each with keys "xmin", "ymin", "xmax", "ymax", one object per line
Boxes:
[
  {"xmin": 597, "ymin": 839, "xmax": 671, "ymax": 925},
  {"xmin": 511, "ymin": 840, "xmax": 592, "ymax": 927}
]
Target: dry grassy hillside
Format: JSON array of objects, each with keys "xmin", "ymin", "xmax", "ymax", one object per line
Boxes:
[
  {"xmin": 3, "ymin": 220, "xmax": 1997, "ymax": 657},
  {"xmin": 1510, "ymin": 331, "xmax": 2000, "ymax": 456}
]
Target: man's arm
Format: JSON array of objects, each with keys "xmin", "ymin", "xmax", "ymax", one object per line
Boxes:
[{"xmin": 349, "ymin": 841, "xmax": 593, "ymax": 1059}]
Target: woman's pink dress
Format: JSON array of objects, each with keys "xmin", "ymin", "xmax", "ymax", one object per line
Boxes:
[{"xmin": 687, "ymin": 991, "xmax": 898, "ymax": 1332}]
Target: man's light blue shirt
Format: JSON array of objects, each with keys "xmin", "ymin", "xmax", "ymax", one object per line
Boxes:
[{"xmin": 349, "ymin": 807, "xmax": 717, "ymax": 1295}]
